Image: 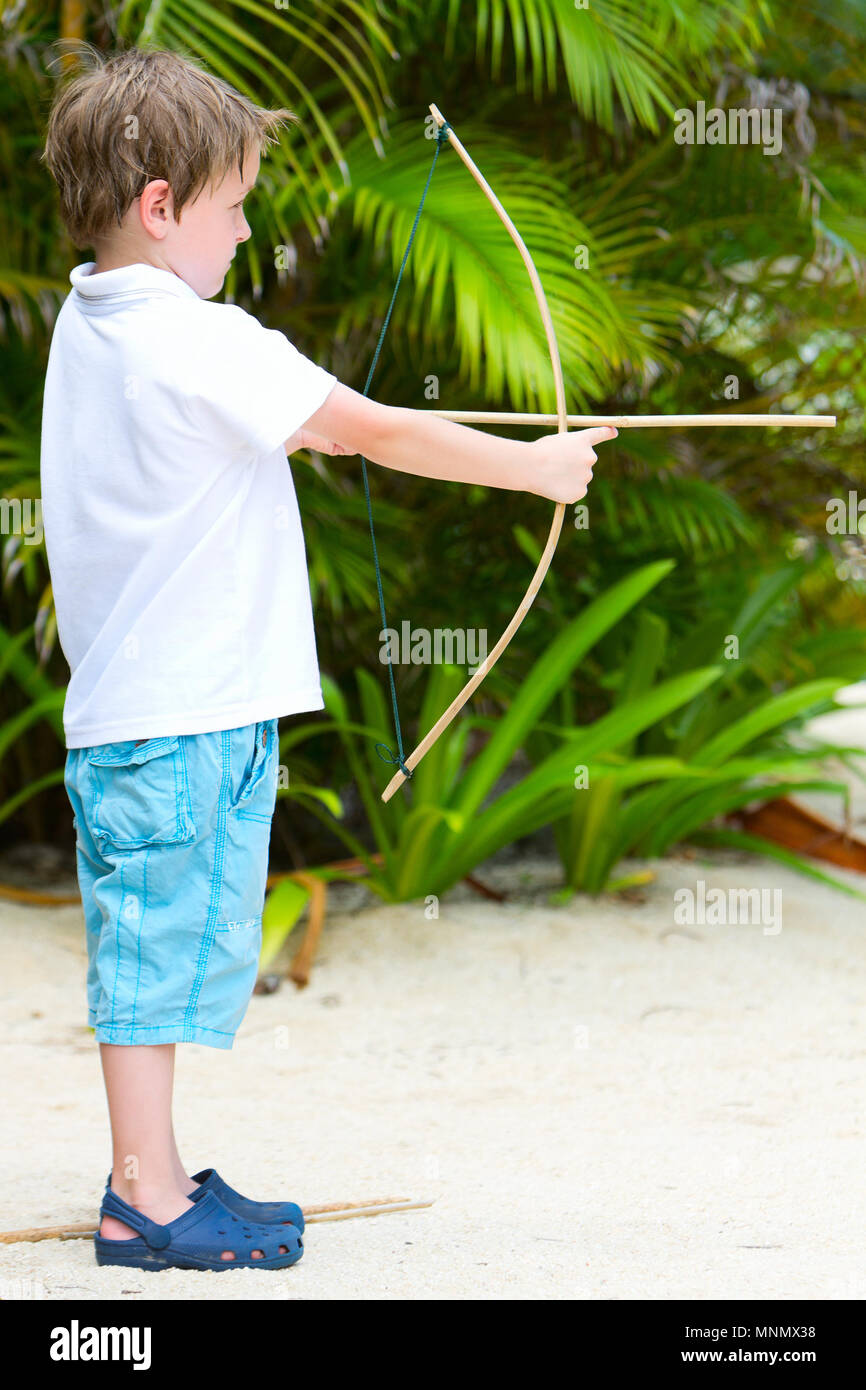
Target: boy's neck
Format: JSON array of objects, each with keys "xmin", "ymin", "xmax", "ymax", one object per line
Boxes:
[{"xmin": 91, "ymin": 249, "xmax": 167, "ymax": 276}]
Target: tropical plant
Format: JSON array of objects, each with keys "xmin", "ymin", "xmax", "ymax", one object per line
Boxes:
[
  {"xmin": 0, "ymin": 620, "xmax": 66, "ymax": 830},
  {"xmin": 1, "ymin": 0, "xmax": 863, "ymax": 855},
  {"xmin": 261, "ymin": 554, "xmax": 865, "ymax": 964}
]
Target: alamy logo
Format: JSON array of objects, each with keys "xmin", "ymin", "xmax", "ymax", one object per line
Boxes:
[
  {"xmin": 0, "ymin": 496, "xmax": 42, "ymax": 545},
  {"xmin": 379, "ymin": 622, "xmax": 488, "ymax": 669},
  {"xmin": 0, "ymin": 1275, "xmax": 45, "ymax": 1299},
  {"xmin": 674, "ymin": 879, "xmax": 782, "ymax": 935},
  {"xmin": 674, "ymin": 101, "xmax": 782, "ymax": 156},
  {"xmin": 826, "ymin": 492, "xmax": 866, "ymax": 535},
  {"xmin": 49, "ymin": 1320, "xmax": 152, "ymax": 1370}
]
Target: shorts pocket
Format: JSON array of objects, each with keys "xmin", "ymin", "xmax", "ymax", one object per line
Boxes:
[
  {"xmin": 85, "ymin": 736, "xmax": 196, "ymax": 852},
  {"xmin": 231, "ymin": 720, "xmax": 278, "ymax": 821}
]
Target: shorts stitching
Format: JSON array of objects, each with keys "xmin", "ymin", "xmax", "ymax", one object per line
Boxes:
[
  {"xmin": 109, "ymin": 858, "xmax": 124, "ymax": 1029},
  {"xmin": 90, "ymin": 1017, "xmax": 236, "ymax": 1035},
  {"xmin": 177, "ymin": 736, "xmax": 191, "ymax": 836},
  {"xmin": 91, "ymin": 759, "xmax": 105, "ymax": 849},
  {"xmin": 182, "ymin": 730, "xmax": 231, "ymax": 1034},
  {"xmin": 130, "ymin": 848, "xmax": 149, "ymax": 1030},
  {"xmin": 92, "ymin": 1021, "xmax": 236, "ymax": 1040}
]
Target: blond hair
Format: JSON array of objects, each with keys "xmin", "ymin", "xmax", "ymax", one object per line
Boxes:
[{"xmin": 41, "ymin": 44, "xmax": 298, "ymax": 249}]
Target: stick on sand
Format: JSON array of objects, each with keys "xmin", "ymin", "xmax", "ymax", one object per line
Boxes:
[{"xmin": 0, "ymin": 1196, "xmax": 434, "ymax": 1244}]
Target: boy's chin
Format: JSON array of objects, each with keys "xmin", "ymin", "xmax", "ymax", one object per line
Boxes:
[{"xmin": 202, "ymin": 270, "xmax": 227, "ymax": 299}]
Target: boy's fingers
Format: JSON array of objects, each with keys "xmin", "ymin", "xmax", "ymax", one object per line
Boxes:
[{"xmin": 577, "ymin": 426, "xmax": 618, "ymax": 446}]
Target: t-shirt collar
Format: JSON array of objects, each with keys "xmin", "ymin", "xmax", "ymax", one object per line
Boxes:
[{"xmin": 70, "ymin": 261, "xmax": 200, "ymax": 304}]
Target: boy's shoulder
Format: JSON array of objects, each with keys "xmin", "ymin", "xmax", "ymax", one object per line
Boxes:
[
  {"xmin": 52, "ymin": 266, "xmax": 321, "ymax": 440},
  {"xmin": 182, "ymin": 296, "xmax": 274, "ymax": 342},
  {"xmin": 60, "ymin": 264, "xmax": 272, "ymax": 347},
  {"xmin": 64, "ymin": 271, "xmax": 278, "ymax": 383},
  {"xmin": 161, "ymin": 297, "xmax": 289, "ymax": 384}
]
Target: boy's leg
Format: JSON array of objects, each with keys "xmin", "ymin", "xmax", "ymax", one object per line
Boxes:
[
  {"xmin": 99, "ymin": 1043, "xmax": 196, "ymax": 1240},
  {"xmin": 66, "ymin": 725, "xmax": 282, "ymax": 1256},
  {"xmin": 167, "ymin": 1046, "xmax": 198, "ymax": 1193},
  {"xmin": 99, "ymin": 1044, "xmax": 274, "ymax": 1260}
]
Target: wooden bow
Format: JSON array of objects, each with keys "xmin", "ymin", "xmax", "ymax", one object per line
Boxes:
[{"xmin": 380, "ymin": 103, "xmax": 570, "ymax": 802}]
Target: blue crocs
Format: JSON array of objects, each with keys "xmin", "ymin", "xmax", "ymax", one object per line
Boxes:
[
  {"xmin": 189, "ymin": 1168, "xmax": 305, "ymax": 1234},
  {"xmin": 94, "ymin": 1185, "xmax": 304, "ymax": 1271},
  {"xmin": 105, "ymin": 1169, "xmax": 305, "ymax": 1233}
]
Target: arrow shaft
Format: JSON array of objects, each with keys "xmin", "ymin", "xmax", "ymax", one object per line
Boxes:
[{"xmin": 426, "ymin": 411, "xmax": 836, "ymax": 428}]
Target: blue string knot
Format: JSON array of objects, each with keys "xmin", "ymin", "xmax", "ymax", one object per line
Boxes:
[{"xmin": 375, "ymin": 743, "xmax": 414, "ymax": 780}]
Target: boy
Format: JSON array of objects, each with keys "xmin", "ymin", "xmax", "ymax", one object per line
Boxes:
[{"xmin": 39, "ymin": 45, "xmax": 614, "ymax": 1272}]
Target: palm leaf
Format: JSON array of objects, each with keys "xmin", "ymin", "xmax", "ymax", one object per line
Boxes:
[
  {"xmin": 456, "ymin": 0, "xmax": 766, "ymax": 131},
  {"xmin": 341, "ymin": 119, "xmax": 690, "ymax": 409}
]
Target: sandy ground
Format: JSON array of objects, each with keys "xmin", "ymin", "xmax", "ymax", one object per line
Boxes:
[{"xmin": 1, "ymin": 696, "xmax": 865, "ymax": 1301}]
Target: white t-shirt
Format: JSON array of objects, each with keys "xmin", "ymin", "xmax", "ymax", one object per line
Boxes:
[{"xmin": 40, "ymin": 262, "xmax": 338, "ymax": 749}]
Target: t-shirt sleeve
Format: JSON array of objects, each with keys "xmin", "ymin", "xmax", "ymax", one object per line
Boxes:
[{"xmin": 181, "ymin": 303, "xmax": 338, "ymax": 458}]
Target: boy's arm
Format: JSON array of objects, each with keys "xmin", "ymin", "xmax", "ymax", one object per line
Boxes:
[{"xmin": 290, "ymin": 383, "xmax": 617, "ymax": 504}]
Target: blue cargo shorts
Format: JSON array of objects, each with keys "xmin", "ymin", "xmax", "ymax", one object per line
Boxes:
[{"xmin": 63, "ymin": 719, "xmax": 279, "ymax": 1050}]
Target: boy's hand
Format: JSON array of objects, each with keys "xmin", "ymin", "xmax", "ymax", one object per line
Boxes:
[
  {"xmin": 528, "ymin": 425, "xmax": 618, "ymax": 503},
  {"xmin": 285, "ymin": 428, "xmax": 357, "ymax": 457}
]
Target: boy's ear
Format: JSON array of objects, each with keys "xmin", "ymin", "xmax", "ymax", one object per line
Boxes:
[{"xmin": 137, "ymin": 179, "xmax": 175, "ymax": 237}]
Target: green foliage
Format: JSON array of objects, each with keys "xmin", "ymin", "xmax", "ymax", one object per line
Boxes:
[
  {"xmin": 266, "ymin": 563, "xmax": 685, "ymax": 927},
  {"xmin": 255, "ymin": 556, "xmax": 864, "ymax": 991},
  {"xmin": 0, "ymin": 620, "xmax": 65, "ymax": 826},
  {"xmin": 269, "ymin": 560, "xmax": 865, "ymax": 924},
  {"xmin": 0, "ymin": 0, "xmax": 863, "ymax": 878}
]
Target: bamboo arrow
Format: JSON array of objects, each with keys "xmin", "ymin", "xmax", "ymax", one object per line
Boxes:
[{"xmin": 424, "ymin": 411, "xmax": 836, "ymax": 428}]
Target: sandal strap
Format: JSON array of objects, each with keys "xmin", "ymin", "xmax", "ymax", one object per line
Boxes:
[{"xmin": 101, "ymin": 1186, "xmax": 172, "ymax": 1249}]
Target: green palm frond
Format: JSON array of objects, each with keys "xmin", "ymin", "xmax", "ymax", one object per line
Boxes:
[
  {"xmin": 591, "ymin": 472, "xmax": 756, "ymax": 555},
  {"xmin": 0, "ymin": 32, "xmax": 70, "ymax": 339},
  {"xmin": 118, "ymin": 0, "xmax": 395, "ymax": 164},
  {"xmin": 294, "ymin": 459, "xmax": 413, "ymax": 621},
  {"xmin": 442, "ymin": 0, "xmax": 770, "ymax": 129},
  {"xmin": 337, "ymin": 118, "xmax": 691, "ymax": 409},
  {"xmin": 0, "ymin": 411, "xmax": 40, "ymax": 486},
  {"xmin": 0, "ymin": 272, "xmax": 66, "ymax": 344}
]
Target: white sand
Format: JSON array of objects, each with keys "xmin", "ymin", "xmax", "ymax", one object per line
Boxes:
[{"xmin": 1, "ymin": 699, "xmax": 865, "ymax": 1300}]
